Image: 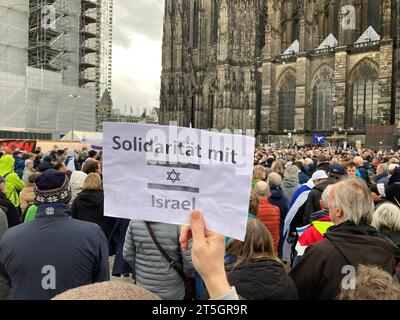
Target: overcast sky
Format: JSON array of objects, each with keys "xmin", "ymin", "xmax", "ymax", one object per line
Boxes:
[{"xmin": 112, "ymin": 0, "xmax": 164, "ymax": 114}]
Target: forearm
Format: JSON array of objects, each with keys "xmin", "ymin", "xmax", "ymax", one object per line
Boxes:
[{"xmin": 202, "ymin": 271, "xmax": 232, "ymax": 300}]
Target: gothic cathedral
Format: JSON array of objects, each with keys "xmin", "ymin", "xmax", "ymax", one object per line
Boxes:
[{"xmin": 160, "ymin": 0, "xmax": 399, "ymax": 144}]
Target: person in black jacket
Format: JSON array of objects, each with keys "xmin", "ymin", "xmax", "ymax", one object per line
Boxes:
[
  {"xmin": 0, "ymin": 176, "xmax": 20, "ymax": 228},
  {"xmin": 71, "ymin": 173, "xmax": 115, "ymax": 239},
  {"xmin": 385, "ymin": 167, "xmax": 400, "ymax": 206},
  {"xmin": 290, "ymin": 177, "xmax": 397, "ymax": 300},
  {"xmin": 223, "ymin": 218, "xmax": 298, "ymax": 300},
  {"xmin": 0, "ymin": 169, "xmax": 109, "ymax": 300}
]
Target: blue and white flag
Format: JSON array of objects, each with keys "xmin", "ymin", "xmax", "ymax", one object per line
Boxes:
[{"xmin": 312, "ymin": 135, "xmax": 326, "ymax": 144}]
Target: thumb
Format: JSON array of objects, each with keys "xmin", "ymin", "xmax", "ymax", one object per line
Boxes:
[{"xmin": 190, "ymin": 211, "xmax": 206, "ymax": 247}]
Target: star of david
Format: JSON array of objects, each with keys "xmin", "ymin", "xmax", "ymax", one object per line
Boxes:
[{"xmin": 167, "ymin": 169, "xmax": 181, "ymax": 184}]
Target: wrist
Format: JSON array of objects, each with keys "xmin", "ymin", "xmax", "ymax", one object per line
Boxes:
[{"xmin": 202, "ymin": 270, "xmax": 231, "ymax": 299}]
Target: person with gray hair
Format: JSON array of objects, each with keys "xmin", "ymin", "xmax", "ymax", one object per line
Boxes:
[
  {"xmin": 372, "ymin": 163, "xmax": 389, "ymax": 185},
  {"xmin": 372, "ymin": 202, "xmax": 400, "ymax": 279},
  {"xmin": 289, "ymin": 177, "xmax": 398, "ymax": 300}
]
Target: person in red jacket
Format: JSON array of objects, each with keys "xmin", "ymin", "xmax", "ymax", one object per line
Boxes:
[{"xmin": 254, "ymin": 181, "xmax": 280, "ymax": 252}]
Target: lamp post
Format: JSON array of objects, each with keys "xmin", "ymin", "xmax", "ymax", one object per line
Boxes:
[
  {"xmin": 69, "ymin": 94, "xmax": 80, "ymax": 141},
  {"xmin": 338, "ymin": 127, "xmax": 354, "ymax": 149}
]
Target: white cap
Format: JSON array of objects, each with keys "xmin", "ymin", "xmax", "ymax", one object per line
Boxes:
[
  {"xmin": 388, "ymin": 164, "xmax": 399, "ymax": 172},
  {"xmin": 311, "ymin": 170, "xmax": 329, "ymax": 181}
]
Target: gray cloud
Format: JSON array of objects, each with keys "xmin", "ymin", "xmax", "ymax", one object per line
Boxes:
[
  {"xmin": 113, "ymin": 0, "xmax": 164, "ymax": 48},
  {"xmin": 112, "ymin": 0, "xmax": 164, "ymax": 110}
]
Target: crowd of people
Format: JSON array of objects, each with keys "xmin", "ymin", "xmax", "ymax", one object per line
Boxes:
[{"xmin": 0, "ymin": 144, "xmax": 399, "ymax": 300}]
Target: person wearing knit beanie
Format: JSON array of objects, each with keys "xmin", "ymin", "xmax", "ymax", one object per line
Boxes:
[
  {"xmin": 0, "ymin": 169, "xmax": 109, "ymax": 300},
  {"xmin": 34, "ymin": 169, "xmax": 72, "ymax": 205}
]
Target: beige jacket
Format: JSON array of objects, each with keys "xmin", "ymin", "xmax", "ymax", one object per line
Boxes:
[{"xmin": 19, "ymin": 185, "xmax": 35, "ymax": 213}]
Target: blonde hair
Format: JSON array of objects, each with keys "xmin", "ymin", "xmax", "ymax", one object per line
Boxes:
[
  {"xmin": 372, "ymin": 203, "xmax": 400, "ymax": 232},
  {"xmin": 337, "ymin": 265, "xmax": 400, "ymax": 300},
  {"xmin": 285, "ymin": 165, "xmax": 300, "ymax": 177},
  {"xmin": 271, "ymin": 161, "xmax": 284, "ymax": 176},
  {"xmin": 82, "ymin": 173, "xmax": 102, "ymax": 191},
  {"xmin": 227, "ymin": 218, "xmax": 284, "ymax": 269},
  {"xmin": 253, "ymin": 165, "xmax": 266, "ymax": 180}
]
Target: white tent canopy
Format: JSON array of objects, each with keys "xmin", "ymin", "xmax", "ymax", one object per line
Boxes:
[{"xmin": 62, "ymin": 131, "xmax": 103, "ymax": 144}]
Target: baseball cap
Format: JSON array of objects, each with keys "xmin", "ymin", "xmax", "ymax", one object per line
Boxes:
[
  {"xmin": 329, "ymin": 164, "xmax": 346, "ymax": 176},
  {"xmin": 311, "ymin": 170, "xmax": 329, "ymax": 181}
]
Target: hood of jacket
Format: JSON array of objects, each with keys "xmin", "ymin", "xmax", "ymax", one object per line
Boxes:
[
  {"xmin": 0, "ymin": 155, "xmax": 15, "ymax": 176},
  {"xmin": 75, "ymin": 190, "xmax": 103, "ymax": 209},
  {"xmin": 283, "ymin": 175, "xmax": 300, "ymax": 188},
  {"xmin": 270, "ymin": 187, "xmax": 284, "ymax": 201},
  {"xmin": 325, "ymin": 222, "xmax": 397, "ymax": 266},
  {"xmin": 310, "ymin": 209, "xmax": 330, "ymax": 221},
  {"xmin": 228, "ymin": 258, "xmax": 298, "ymax": 300}
]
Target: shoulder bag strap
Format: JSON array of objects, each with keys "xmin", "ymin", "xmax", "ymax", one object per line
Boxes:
[{"xmin": 145, "ymin": 222, "xmax": 189, "ymax": 282}]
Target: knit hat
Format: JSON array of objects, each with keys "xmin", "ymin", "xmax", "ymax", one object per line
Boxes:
[{"xmin": 34, "ymin": 169, "xmax": 71, "ymax": 205}]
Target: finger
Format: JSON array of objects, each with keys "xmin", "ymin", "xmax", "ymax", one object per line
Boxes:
[
  {"xmin": 190, "ymin": 211, "xmax": 207, "ymax": 249},
  {"xmin": 179, "ymin": 226, "xmax": 191, "ymax": 251}
]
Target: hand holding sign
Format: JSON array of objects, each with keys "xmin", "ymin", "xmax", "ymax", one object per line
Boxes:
[
  {"xmin": 103, "ymin": 123, "xmax": 255, "ymax": 240},
  {"xmin": 181, "ymin": 211, "xmax": 230, "ymax": 299}
]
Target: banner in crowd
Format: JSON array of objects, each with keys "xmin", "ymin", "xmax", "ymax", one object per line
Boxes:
[
  {"xmin": 0, "ymin": 140, "xmax": 37, "ymax": 154},
  {"xmin": 103, "ymin": 123, "xmax": 255, "ymax": 240}
]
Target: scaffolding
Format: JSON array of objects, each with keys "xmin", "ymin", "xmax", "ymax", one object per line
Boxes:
[
  {"xmin": 79, "ymin": 0, "xmax": 97, "ymax": 88},
  {"xmin": 28, "ymin": 0, "xmax": 71, "ymax": 72}
]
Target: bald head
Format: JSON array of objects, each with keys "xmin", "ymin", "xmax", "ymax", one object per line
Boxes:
[{"xmin": 255, "ymin": 181, "xmax": 270, "ymax": 198}]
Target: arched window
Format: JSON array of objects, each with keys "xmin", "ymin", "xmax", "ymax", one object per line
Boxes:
[
  {"xmin": 351, "ymin": 61, "xmax": 379, "ymax": 130},
  {"xmin": 278, "ymin": 71, "xmax": 296, "ymax": 132},
  {"xmin": 312, "ymin": 67, "xmax": 334, "ymax": 131}
]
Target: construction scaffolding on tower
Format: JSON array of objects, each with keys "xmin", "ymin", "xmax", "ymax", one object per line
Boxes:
[
  {"xmin": 28, "ymin": 0, "xmax": 71, "ymax": 72},
  {"xmin": 79, "ymin": 0, "xmax": 97, "ymax": 89}
]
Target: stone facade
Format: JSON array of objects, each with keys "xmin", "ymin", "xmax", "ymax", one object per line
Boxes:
[{"xmin": 160, "ymin": 0, "xmax": 398, "ymax": 145}]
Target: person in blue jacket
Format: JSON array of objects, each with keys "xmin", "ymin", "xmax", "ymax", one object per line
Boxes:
[{"xmin": 0, "ymin": 169, "xmax": 109, "ymax": 300}]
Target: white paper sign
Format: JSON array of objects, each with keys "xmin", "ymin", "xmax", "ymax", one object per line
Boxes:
[{"xmin": 103, "ymin": 123, "xmax": 255, "ymax": 240}]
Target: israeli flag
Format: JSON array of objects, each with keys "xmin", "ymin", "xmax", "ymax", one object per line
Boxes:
[{"xmin": 312, "ymin": 135, "xmax": 327, "ymax": 144}]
